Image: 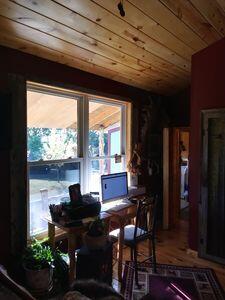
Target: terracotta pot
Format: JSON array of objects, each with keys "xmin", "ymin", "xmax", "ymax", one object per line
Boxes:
[
  {"xmin": 84, "ymin": 233, "xmax": 107, "ymax": 250},
  {"xmin": 24, "ymin": 265, "xmax": 53, "ymax": 296}
]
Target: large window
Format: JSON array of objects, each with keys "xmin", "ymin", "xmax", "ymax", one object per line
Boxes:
[
  {"xmin": 88, "ymin": 99, "xmax": 125, "ymax": 192},
  {"xmin": 27, "ymin": 83, "xmax": 129, "ymax": 236}
]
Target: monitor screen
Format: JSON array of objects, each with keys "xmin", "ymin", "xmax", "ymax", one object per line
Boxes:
[{"xmin": 101, "ymin": 172, "xmax": 128, "ymax": 202}]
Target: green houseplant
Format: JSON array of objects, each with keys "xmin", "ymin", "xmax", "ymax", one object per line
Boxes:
[{"xmin": 23, "ymin": 239, "xmax": 54, "ymax": 295}]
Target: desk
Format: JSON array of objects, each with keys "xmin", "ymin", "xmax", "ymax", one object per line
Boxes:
[
  {"xmin": 46, "ymin": 202, "xmax": 138, "ymax": 283},
  {"xmin": 108, "ymin": 204, "xmax": 137, "ymax": 282},
  {"xmin": 46, "ymin": 212, "xmax": 111, "ymax": 284}
]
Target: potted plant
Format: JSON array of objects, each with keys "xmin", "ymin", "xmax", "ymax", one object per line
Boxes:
[
  {"xmin": 23, "ymin": 239, "xmax": 54, "ymax": 296},
  {"xmin": 84, "ymin": 218, "xmax": 108, "ymax": 250}
]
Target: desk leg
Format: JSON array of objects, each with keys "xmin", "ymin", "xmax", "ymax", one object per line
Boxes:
[
  {"xmin": 68, "ymin": 233, "xmax": 76, "ymax": 284},
  {"xmin": 48, "ymin": 223, "xmax": 55, "ymax": 249},
  {"xmin": 118, "ymin": 226, "xmax": 124, "ymax": 282},
  {"xmin": 105, "ymin": 218, "xmax": 110, "ymax": 234},
  {"xmin": 148, "ymin": 238, "xmax": 152, "ymax": 258}
]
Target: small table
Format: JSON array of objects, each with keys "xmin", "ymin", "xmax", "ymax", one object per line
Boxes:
[{"xmin": 45, "ymin": 212, "xmax": 111, "ymax": 284}]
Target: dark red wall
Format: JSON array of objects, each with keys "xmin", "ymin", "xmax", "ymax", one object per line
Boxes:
[
  {"xmin": 189, "ymin": 37, "xmax": 225, "ymax": 250},
  {"xmin": 0, "ymin": 46, "xmax": 151, "ymax": 100},
  {"xmin": 0, "ymin": 45, "xmax": 151, "ymax": 266}
]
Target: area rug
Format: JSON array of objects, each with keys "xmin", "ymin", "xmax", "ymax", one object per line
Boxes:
[{"xmin": 122, "ymin": 262, "xmax": 225, "ymax": 300}]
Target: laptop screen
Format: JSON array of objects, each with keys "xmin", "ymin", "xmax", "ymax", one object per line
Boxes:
[{"xmin": 101, "ymin": 172, "xmax": 128, "ymax": 202}]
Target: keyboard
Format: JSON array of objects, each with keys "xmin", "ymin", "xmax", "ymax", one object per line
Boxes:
[{"xmin": 101, "ymin": 198, "xmax": 132, "ymax": 212}]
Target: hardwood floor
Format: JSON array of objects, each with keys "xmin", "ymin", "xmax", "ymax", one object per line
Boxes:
[{"xmin": 113, "ymin": 219, "xmax": 225, "ymax": 290}]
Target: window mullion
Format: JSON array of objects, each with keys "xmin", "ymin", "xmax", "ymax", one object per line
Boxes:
[
  {"xmin": 83, "ymin": 95, "xmax": 89, "ymax": 193},
  {"xmin": 89, "ymin": 155, "xmax": 126, "ymax": 160},
  {"xmin": 77, "ymin": 97, "xmax": 83, "ymax": 158},
  {"xmin": 121, "ymin": 104, "xmax": 126, "ymax": 155}
]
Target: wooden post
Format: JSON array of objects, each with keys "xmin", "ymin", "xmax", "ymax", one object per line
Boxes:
[
  {"xmin": 118, "ymin": 225, "xmax": 124, "ymax": 282},
  {"xmin": 99, "ymin": 125, "xmax": 105, "ymax": 173},
  {"xmin": 48, "ymin": 223, "xmax": 56, "ymax": 249},
  {"xmin": 68, "ymin": 232, "xmax": 76, "ymax": 284},
  {"xmin": 171, "ymin": 128, "xmax": 181, "ymax": 226},
  {"xmin": 40, "ymin": 188, "xmax": 48, "ymax": 212},
  {"xmin": 163, "ymin": 128, "xmax": 169, "ymax": 230},
  {"xmin": 9, "ymin": 74, "xmax": 27, "ymax": 256}
]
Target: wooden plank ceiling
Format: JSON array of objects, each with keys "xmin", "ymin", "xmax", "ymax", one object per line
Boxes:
[{"xmin": 0, "ymin": 0, "xmax": 225, "ymax": 95}]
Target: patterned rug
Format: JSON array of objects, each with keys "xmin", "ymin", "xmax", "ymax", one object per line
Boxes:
[{"xmin": 122, "ymin": 262, "xmax": 225, "ymax": 300}]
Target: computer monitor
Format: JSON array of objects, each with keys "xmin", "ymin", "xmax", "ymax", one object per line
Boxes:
[{"xmin": 101, "ymin": 172, "xmax": 128, "ymax": 202}]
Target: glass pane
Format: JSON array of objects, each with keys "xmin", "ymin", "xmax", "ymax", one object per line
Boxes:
[
  {"xmin": 29, "ymin": 161, "xmax": 80, "ymax": 236},
  {"xmin": 89, "ymin": 100, "xmax": 121, "ymax": 157},
  {"xmin": 89, "ymin": 158, "xmax": 124, "ymax": 193},
  {"xmin": 110, "ymin": 129, "xmax": 121, "ymax": 155},
  {"xmin": 27, "ymin": 90, "xmax": 78, "ymax": 161}
]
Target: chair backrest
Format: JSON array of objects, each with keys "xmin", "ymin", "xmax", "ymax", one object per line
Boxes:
[{"xmin": 133, "ymin": 195, "xmax": 157, "ymax": 241}]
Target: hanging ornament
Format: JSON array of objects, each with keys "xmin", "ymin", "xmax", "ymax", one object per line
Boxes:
[{"xmin": 118, "ymin": 0, "xmax": 125, "ymax": 17}]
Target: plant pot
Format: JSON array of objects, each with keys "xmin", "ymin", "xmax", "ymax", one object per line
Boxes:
[
  {"xmin": 24, "ymin": 265, "xmax": 53, "ymax": 296},
  {"xmin": 84, "ymin": 233, "xmax": 108, "ymax": 250}
]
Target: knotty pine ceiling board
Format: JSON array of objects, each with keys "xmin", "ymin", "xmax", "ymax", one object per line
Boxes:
[{"xmin": 0, "ymin": 0, "xmax": 224, "ymax": 95}]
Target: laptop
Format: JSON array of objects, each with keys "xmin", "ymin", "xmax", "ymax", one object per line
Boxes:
[{"xmin": 101, "ymin": 172, "xmax": 132, "ymax": 212}]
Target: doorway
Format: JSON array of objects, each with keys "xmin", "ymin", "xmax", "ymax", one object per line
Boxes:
[
  {"xmin": 179, "ymin": 130, "xmax": 189, "ymax": 221},
  {"xmin": 163, "ymin": 127, "xmax": 190, "ymax": 229}
]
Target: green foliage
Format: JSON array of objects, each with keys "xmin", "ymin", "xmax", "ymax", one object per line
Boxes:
[
  {"xmin": 23, "ymin": 239, "xmax": 54, "ymax": 270},
  {"xmin": 89, "ymin": 130, "xmax": 108, "ymax": 156},
  {"xmin": 27, "ymin": 127, "xmax": 108, "ymax": 161},
  {"xmin": 23, "ymin": 239, "xmax": 69, "ymax": 287},
  {"xmin": 27, "ymin": 127, "xmax": 77, "ymax": 161},
  {"xmin": 27, "ymin": 128, "xmax": 46, "ymax": 161},
  {"xmin": 89, "ymin": 130, "xmax": 99, "ymax": 156}
]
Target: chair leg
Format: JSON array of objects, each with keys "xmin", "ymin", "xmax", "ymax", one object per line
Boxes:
[
  {"xmin": 152, "ymin": 237, "xmax": 157, "ymax": 273},
  {"xmin": 133, "ymin": 246, "xmax": 141, "ymax": 289},
  {"xmin": 148, "ymin": 236, "xmax": 152, "ymax": 257},
  {"xmin": 130, "ymin": 247, "xmax": 133, "ymax": 261}
]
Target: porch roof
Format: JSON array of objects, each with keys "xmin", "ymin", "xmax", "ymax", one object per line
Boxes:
[{"xmin": 27, "ymin": 90, "xmax": 120, "ymax": 130}]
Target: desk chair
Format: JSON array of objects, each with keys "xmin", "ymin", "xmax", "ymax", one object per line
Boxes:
[{"xmin": 109, "ymin": 195, "xmax": 157, "ymax": 288}]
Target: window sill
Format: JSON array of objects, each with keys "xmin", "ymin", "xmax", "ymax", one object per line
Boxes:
[{"xmin": 30, "ymin": 228, "xmax": 67, "ymax": 243}]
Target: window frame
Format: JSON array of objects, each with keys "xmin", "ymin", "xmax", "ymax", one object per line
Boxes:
[
  {"xmin": 27, "ymin": 82, "xmax": 130, "ymax": 238},
  {"xmin": 85, "ymin": 96, "xmax": 127, "ymax": 193},
  {"xmin": 27, "ymin": 158, "xmax": 83, "ymax": 237}
]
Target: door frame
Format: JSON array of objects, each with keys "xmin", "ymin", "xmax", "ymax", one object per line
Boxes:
[{"xmin": 163, "ymin": 126, "xmax": 190, "ymax": 229}]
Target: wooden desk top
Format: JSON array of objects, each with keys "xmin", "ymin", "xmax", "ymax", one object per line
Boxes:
[
  {"xmin": 105, "ymin": 203, "xmax": 137, "ymax": 227},
  {"xmin": 107, "ymin": 203, "xmax": 137, "ymax": 217},
  {"xmin": 45, "ymin": 199, "xmax": 140, "ymax": 232},
  {"xmin": 44, "ymin": 211, "xmax": 112, "ymax": 232}
]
